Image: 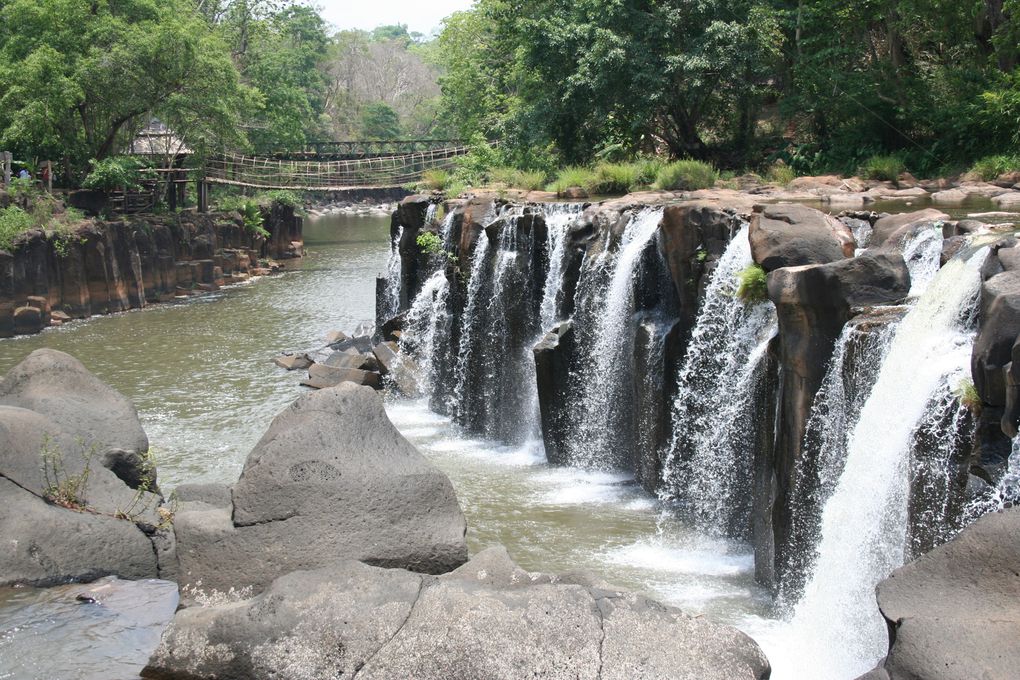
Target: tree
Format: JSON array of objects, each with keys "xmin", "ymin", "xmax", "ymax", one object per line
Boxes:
[
  {"xmin": 359, "ymin": 103, "xmax": 402, "ymax": 139},
  {"xmin": 0, "ymin": 0, "xmax": 251, "ymax": 176}
]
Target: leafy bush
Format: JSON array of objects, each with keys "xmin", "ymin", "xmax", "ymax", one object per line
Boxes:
[
  {"xmin": 0, "ymin": 206, "xmax": 35, "ymax": 251},
  {"xmin": 969, "ymin": 155, "xmax": 1020, "ymax": 181},
  {"xmin": 765, "ymin": 162, "xmax": 796, "ymax": 186},
  {"xmin": 588, "ymin": 162, "xmax": 644, "ymax": 194},
  {"xmin": 82, "ymin": 157, "xmax": 146, "ymax": 191},
  {"xmin": 416, "ymin": 231, "xmax": 444, "ymax": 255},
  {"xmin": 262, "ymin": 190, "xmax": 303, "ymax": 209},
  {"xmin": 860, "ymin": 155, "xmax": 906, "ymax": 181},
  {"xmin": 653, "ymin": 160, "xmax": 718, "ymax": 191},
  {"xmin": 489, "ymin": 167, "xmax": 548, "ymax": 190},
  {"xmin": 421, "ymin": 169, "xmax": 452, "ymax": 191},
  {"xmin": 736, "ymin": 264, "xmax": 768, "ymax": 303},
  {"xmin": 547, "ymin": 166, "xmax": 597, "ymax": 194},
  {"xmin": 239, "ymin": 202, "xmax": 269, "ymax": 238},
  {"xmin": 452, "ymin": 134, "xmax": 500, "ymax": 186}
]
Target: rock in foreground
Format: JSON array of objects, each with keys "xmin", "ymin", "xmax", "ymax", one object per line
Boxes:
[
  {"xmin": 871, "ymin": 507, "xmax": 1020, "ymax": 680},
  {"xmin": 144, "ymin": 547, "xmax": 771, "ymax": 680},
  {"xmin": 172, "ymin": 383, "xmax": 468, "ymax": 593}
]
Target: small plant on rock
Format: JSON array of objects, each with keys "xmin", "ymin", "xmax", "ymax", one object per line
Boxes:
[
  {"xmin": 736, "ymin": 264, "xmax": 768, "ymax": 304},
  {"xmin": 860, "ymin": 154, "xmax": 906, "ymax": 182},
  {"xmin": 953, "ymin": 378, "xmax": 982, "ymax": 415},
  {"xmin": 40, "ymin": 435, "xmax": 95, "ymax": 511},
  {"xmin": 416, "ymin": 231, "xmax": 456, "ymax": 263},
  {"xmin": 239, "ymin": 201, "xmax": 269, "ymax": 238}
]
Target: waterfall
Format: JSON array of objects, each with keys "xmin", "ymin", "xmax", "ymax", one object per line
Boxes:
[
  {"xmin": 781, "ymin": 311, "xmax": 902, "ymax": 598},
  {"xmin": 451, "ymin": 231, "xmax": 491, "ymax": 425},
  {"xmin": 401, "ymin": 269, "xmax": 451, "ymax": 396},
  {"xmin": 539, "ymin": 203, "xmax": 585, "ymax": 330},
  {"xmin": 659, "ymin": 224, "xmax": 778, "ymax": 537},
  {"xmin": 902, "ymin": 224, "xmax": 945, "ymax": 297},
  {"xmin": 965, "ymin": 437, "xmax": 1020, "ymax": 519},
  {"xmin": 778, "ymin": 243, "xmax": 988, "ymax": 680},
  {"xmin": 568, "ymin": 208, "xmax": 664, "ymax": 469},
  {"xmin": 383, "ymin": 226, "xmax": 403, "ymax": 317}
]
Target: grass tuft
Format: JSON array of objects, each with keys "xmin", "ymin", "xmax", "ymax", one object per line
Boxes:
[
  {"xmin": 736, "ymin": 264, "xmax": 769, "ymax": 303},
  {"xmin": 653, "ymin": 160, "xmax": 718, "ymax": 191}
]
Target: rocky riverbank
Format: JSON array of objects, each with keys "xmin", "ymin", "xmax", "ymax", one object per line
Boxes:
[{"xmin": 0, "ymin": 199, "xmax": 303, "ymax": 337}]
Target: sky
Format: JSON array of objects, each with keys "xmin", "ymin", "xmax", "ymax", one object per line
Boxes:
[{"xmin": 315, "ymin": 0, "xmax": 476, "ymax": 36}]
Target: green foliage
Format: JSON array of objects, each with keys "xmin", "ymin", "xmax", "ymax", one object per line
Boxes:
[
  {"xmin": 0, "ymin": 206, "xmax": 35, "ymax": 251},
  {"xmin": 547, "ymin": 166, "xmax": 597, "ymax": 194},
  {"xmin": 736, "ymin": 264, "xmax": 768, "ymax": 304},
  {"xmin": 421, "ymin": 169, "xmax": 452, "ymax": 191},
  {"xmin": 82, "ymin": 157, "xmax": 146, "ymax": 191},
  {"xmin": 41, "ymin": 435, "xmax": 94, "ymax": 511},
  {"xmin": 416, "ymin": 231, "xmax": 444, "ymax": 255},
  {"xmin": 359, "ymin": 102, "xmax": 402, "ymax": 140},
  {"xmin": 452, "ymin": 135, "xmax": 501, "ymax": 186},
  {"xmin": 240, "ymin": 202, "xmax": 268, "ymax": 238},
  {"xmin": 489, "ymin": 167, "xmax": 548, "ymax": 190},
  {"xmin": 653, "ymin": 161, "xmax": 718, "ymax": 191},
  {"xmin": 954, "ymin": 378, "xmax": 982, "ymax": 415},
  {"xmin": 765, "ymin": 162, "xmax": 796, "ymax": 187},
  {"xmin": 970, "ymin": 155, "xmax": 1020, "ymax": 181},
  {"xmin": 860, "ymin": 155, "xmax": 907, "ymax": 182}
]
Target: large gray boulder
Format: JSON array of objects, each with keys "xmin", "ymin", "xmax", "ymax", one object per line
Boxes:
[
  {"xmin": 0, "ymin": 349, "xmax": 152, "ymax": 488},
  {"xmin": 871, "ymin": 208, "xmax": 949, "ymax": 247},
  {"xmin": 0, "ymin": 405, "xmax": 161, "ymax": 526},
  {"xmin": 0, "ymin": 476, "xmax": 157, "ymax": 587},
  {"xmin": 144, "ymin": 547, "xmax": 771, "ymax": 680},
  {"xmin": 173, "ymin": 383, "xmax": 468, "ymax": 593},
  {"xmin": 749, "ymin": 203, "xmax": 854, "ymax": 271},
  {"xmin": 874, "ymin": 508, "xmax": 1020, "ymax": 680}
]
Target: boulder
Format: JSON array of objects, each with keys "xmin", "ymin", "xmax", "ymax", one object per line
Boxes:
[
  {"xmin": 372, "ymin": 341, "xmax": 421, "ymax": 396},
  {"xmin": 324, "ymin": 329, "xmax": 348, "ymax": 345},
  {"xmin": 145, "ymin": 548, "xmax": 770, "ymax": 680},
  {"xmin": 875, "ymin": 507, "xmax": 1020, "ymax": 680},
  {"xmin": 322, "ymin": 349, "xmax": 373, "ymax": 370},
  {"xmin": 871, "ymin": 209, "xmax": 949, "ymax": 246},
  {"xmin": 749, "ymin": 203, "xmax": 853, "ymax": 271},
  {"xmin": 992, "ymin": 191, "xmax": 1020, "ymax": 209},
  {"xmin": 272, "ymin": 353, "xmax": 311, "ymax": 371},
  {"xmin": 972, "ymin": 270, "xmax": 1020, "ymax": 407},
  {"xmin": 0, "ymin": 405, "xmax": 160, "ymax": 524},
  {"xmin": 300, "ymin": 363, "xmax": 381, "ymax": 390},
  {"xmin": 396, "ymin": 195, "xmax": 433, "ymax": 231},
  {"xmin": 0, "ymin": 477, "xmax": 158, "ymax": 587},
  {"xmin": 172, "ymin": 384, "xmax": 468, "ymax": 593},
  {"xmin": 0, "ymin": 349, "xmax": 149, "ymax": 463}
]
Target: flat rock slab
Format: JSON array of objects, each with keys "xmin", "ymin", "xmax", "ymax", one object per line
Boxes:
[
  {"xmin": 145, "ymin": 548, "xmax": 770, "ymax": 680},
  {"xmin": 876, "ymin": 507, "xmax": 1020, "ymax": 680},
  {"xmin": 301, "ymin": 363, "xmax": 381, "ymax": 390},
  {"xmin": 750, "ymin": 203, "xmax": 854, "ymax": 271}
]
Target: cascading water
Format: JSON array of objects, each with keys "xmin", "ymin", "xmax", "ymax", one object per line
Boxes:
[
  {"xmin": 902, "ymin": 223, "xmax": 945, "ymax": 297},
  {"xmin": 401, "ymin": 269, "xmax": 451, "ymax": 396},
  {"xmin": 539, "ymin": 203, "xmax": 585, "ymax": 329},
  {"xmin": 383, "ymin": 226, "xmax": 404, "ymax": 318},
  {"xmin": 770, "ymin": 242, "xmax": 989, "ymax": 680},
  {"xmin": 569, "ymin": 208, "xmax": 664, "ymax": 469},
  {"xmin": 781, "ymin": 311, "xmax": 902, "ymax": 598},
  {"xmin": 659, "ymin": 224, "xmax": 777, "ymax": 537}
]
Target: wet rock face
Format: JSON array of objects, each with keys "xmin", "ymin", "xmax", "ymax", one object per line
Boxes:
[
  {"xmin": 750, "ymin": 203, "xmax": 854, "ymax": 271},
  {"xmin": 767, "ymin": 252, "xmax": 911, "ymax": 586},
  {"xmin": 871, "ymin": 208, "xmax": 950, "ymax": 247},
  {"xmin": 873, "ymin": 507, "xmax": 1020, "ymax": 680},
  {"xmin": 173, "ymin": 383, "xmax": 468, "ymax": 594},
  {"xmin": 144, "ymin": 548, "xmax": 772, "ymax": 680}
]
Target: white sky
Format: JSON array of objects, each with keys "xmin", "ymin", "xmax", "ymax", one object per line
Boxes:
[{"xmin": 315, "ymin": 0, "xmax": 476, "ymax": 36}]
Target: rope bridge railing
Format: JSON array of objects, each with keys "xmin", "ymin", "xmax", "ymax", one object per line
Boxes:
[{"xmin": 204, "ymin": 144, "xmax": 473, "ymax": 191}]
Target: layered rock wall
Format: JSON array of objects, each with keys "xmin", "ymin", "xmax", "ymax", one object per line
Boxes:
[{"xmin": 0, "ymin": 205, "xmax": 303, "ymax": 337}]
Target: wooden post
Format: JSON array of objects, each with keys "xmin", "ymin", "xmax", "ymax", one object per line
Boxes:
[
  {"xmin": 1, "ymin": 151, "xmax": 11, "ymax": 186},
  {"xmin": 44, "ymin": 160, "xmax": 53, "ymax": 193},
  {"xmin": 198, "ymin": 179, "xmax": 208, "ymax": 213}
]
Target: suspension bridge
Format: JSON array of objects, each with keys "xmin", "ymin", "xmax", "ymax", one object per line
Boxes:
[{"xmin": 202, "ymin": 140, "xmax": 475, "ymax": 192}]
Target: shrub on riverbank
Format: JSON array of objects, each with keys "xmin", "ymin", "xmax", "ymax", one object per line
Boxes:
[
  {"xmin": 653, "ymin": 160, "xmax": 718, "ymax": 191},
  {"xmin": 547, "ymin": 166, "xmax": 598, "ymax": 194},
  {"xmin": 969, "ymin": 155, "xmax": 1020, "ymax": 181},
  {"xmin": 736, "ymin": 264, "xmax": 768, "ymax": 303},
  {"xmin": 0, "ymin": 192, "xmax": 85, "ymax": 253},
  {"xmin": 860, "ymin": 155, "xmax": 906, "ymax": 181},
  {"xmin": 490, "ymin": 167, "xmax": 548, "ymax": 190}
]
